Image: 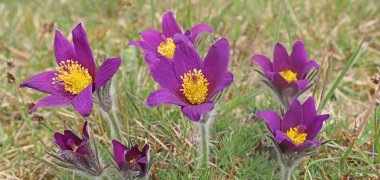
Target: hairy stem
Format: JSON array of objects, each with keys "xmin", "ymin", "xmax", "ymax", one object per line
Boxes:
[{"xmin": 199, "ymin": 121, "xmax": 209, "ymax": 169}]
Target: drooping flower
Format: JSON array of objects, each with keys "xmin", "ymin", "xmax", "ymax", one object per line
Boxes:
[
  {"xmin": 252, "ymin": 40, "xmax": 319, "ymax": 99},
  {"xmin": 20, "ymin": 23, "xmax": 121, "ymax": 117},
  {"xmin": 256, "ymin": 97, "xmax": 329, "ymax": 152},
  {"xmin": 146, "ymin": 34, "xmax": 233, "ymax": 121},
  {"xmin": 129, "ymin": 11, "xmax": 213, "ymax": 66},
  {"xmin": 112, "ymin": 140, "xmax": 149, "ymax": 178},
  {"xmin": 53, "ymin": 121, "xmax": 104, "ymax": 176}
]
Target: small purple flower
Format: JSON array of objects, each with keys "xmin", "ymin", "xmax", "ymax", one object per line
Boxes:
[
  {"xmin": 129, "ymin": 11, "xmax": 213, "ymax": 66},
  {"xmin": 53, "ymin": 121, "xmax": 104, "ymax": 176},
  {"xmin": 112, "ymin": 140, "xmax": 149, "ymax": 178},
  {"xmin": 20, "ymin": 23, "xmax": 121, "ymax": 117},
  {"xmin": 146, "ymin": 34, "xmax": 233, "ymax": 121},
  {"xmin": 256, "ymin": 97, "xmax": 329, "ymax": 152},
  {"xmin": 252, "ymin": 40, "xmax": 319, "ymax": 95},
  {"xmin": 54, "ymin": 121, "xmax": 90, "ymax": 156}
]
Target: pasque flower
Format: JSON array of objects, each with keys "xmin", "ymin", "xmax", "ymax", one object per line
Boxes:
[
  {"xmin": 112, "ymin": 140, "xmax": 149, "ymax": 178},
  {"xmin": 53, "ymin": 121, "xmax": 104, "ymax": 176},
  {"xmin": 256, "ymin": 97, "xmax": 329, "ymax": 152},
  {"xmin": 146, "ymin": 34, "xmax": 233, "ymax": 121},
  {"xmin": 20, "ymin": 23, "xmax": 121, "ymax": 117},
  {"xmin": 252, "ymin": 40, "xmax": 318, "ymax": 98},
  {"xmin": 129, "ymin": 11, "xmax": 212, "ymax": 66}
]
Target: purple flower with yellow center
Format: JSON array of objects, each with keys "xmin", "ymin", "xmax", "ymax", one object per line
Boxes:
[
  {"xmin": 112, "ymin": 140, "xmax": 149, "ymax": 178},
  {"xmin": 129, "ymin": 11, "xmax": 212, "ymax": 64},
  {"xmin": 20, "ymin": 23, "xmax": 121, "ymax": 117},
  {"xmin": 53, "ymin": 121, "xmax": 104, "ymax": 176},
  {"xmin": 252, "ymin": 40, "xmax": 319, "ymax": 95},
  {"xmin": 146, "ymin": 34, "xmax": 233, "ymax": 121},
  {"xmin": 256, "ymin": 97, "xmax": 329, "ymax": 152}
]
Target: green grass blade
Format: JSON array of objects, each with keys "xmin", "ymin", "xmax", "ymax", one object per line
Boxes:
[{"xmin": 320, "ymin": 40, "xmax": 364, "ymax": 110}]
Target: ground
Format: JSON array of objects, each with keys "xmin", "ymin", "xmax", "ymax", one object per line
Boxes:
[{"xmin": 0, "ymin": 0, "xmax": 379, "ymax": 179}]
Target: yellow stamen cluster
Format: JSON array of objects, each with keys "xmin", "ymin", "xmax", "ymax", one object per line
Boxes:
[
  {"xmin": 70, "ymin": 144, "xmax": 79, "ymax": 152},
  {"xmin": 157, "ymin": 38, "xmax": 175, "ymax": 58},
  {"xmin": 285, "ymin": 126, "xmax": 307, "ymax": 145},
  {"xmin": 129, "ymin": 158, "xmax": 137, "ymax": 163},
  {"xmin": 180, "ymin": 69, "xmax": 209, "ymax": 105},
  {"xmin": 279, "ymin": 69, "xmax": 297, "ymax": 83},
  {"xmin": 52, "ymin": 60, "xmax": 93, "ymax": 95}
]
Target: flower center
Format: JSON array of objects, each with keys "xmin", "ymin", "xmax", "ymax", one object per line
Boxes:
[
  {"xmin": 180, "ymin": 69, "xmax": 209, "ymax": 105},
  {"xmin": 285, "ymin": 126, "xmax": 307, "ymax": 145},
  {"xmin": 129, "ymin": 158, "xmax": 137, "ymax": 163},
  {"xmin": 279, "ymin": 69, "xmax": 297, "ymax": 83},
  {"xmin": 157, "ymin": 38, "xmax": 175, "ymax": 58},
  {"xmin": 52, "ymin": 60, "xmax": 93, "ymax": 95},
  {"xmin": 70, "ymin": 144, "xmax": 79, "ymax": 152}
]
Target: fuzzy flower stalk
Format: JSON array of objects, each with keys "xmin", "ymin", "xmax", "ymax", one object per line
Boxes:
[
  {"xmin": 256, "ymin": 97, "xmax": 329, "ymax": 179},
  {"xmin": 52, "ymin": 121, "xmax": 106, "ymax": 176},
  {"xmin": 20, "ymin": 23, "xmax": 121, "ymax": 117},
  {"xmin": 252, "ymin": 40, "xmax": 318, "ymax": 109},
  {"xmin": 112, "ymin": 140, "xmax": 149, "ymax": 179}
]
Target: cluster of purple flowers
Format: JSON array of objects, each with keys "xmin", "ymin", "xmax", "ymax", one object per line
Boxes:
[{"xmin": 19, "ymin": 11, "xmax": 330, "ymax": 179}]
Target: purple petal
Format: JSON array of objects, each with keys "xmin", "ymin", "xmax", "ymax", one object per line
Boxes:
[
  {"xmin": 54, "ymin": 132, "xmax": 70, "ymax": 150},
  {"xmin": 129, "ymin": 29, "xmax": 163, "ymax": 53},
  {"xmin": 54, "ymin": 30, "xmax": 77, "ymax": 64},
  {"xmin": 72, "ymin": 23, "xmax": 96, "ymax": 77},
  {"xmin": 203, "ymin": 38, "xmax": 230, "ymax": 91},
  {"xmin": 173, "ymin": 34, "xmax": 204, "ymax": 78},
  {"xmin": 76, "ymin": 139, "xmax": 89, "ymax": 155},
  {"xmin": 82, "ymin": 121, "xmax": 89, "ymax": 139},
  {"xmin": 273, "ymin": 43, "xmax": 290, "ymax": 72},
  {"xmin": 94, "ymin": 57, "xmax": 121, "ymax": 91},
  {"xmin": 252, "ymin": 55, "xmax": 273, "ymax": 77},
  {"xmin": 162, "ymin": 11, "xmax": 182, "ymax": 37},
  {"xmin": 271, "ymin": 72, "xmax": 289, "ymax": 90},
  {"xmin": 300, "ymin": 60, "xmax": 319, "ymax": 79},
  {"xmin": 290, "ymin": 40, "xmax": 308, "ymax": 74},
  {"xmin": 64, "ymin": 130, "xmax": 82, "ymax": 145},
  {"xmin": 189, "ymin": 24, "xmax": 213, "ymax": 43},
  {"xmin": 207, "ymin": 72, "xmax": 233, "ymax": 100},
  {"xmin": 20, "ymin": 71, "xmax": 62, "ymax": 95},
  {"xmin": 142, "ymin": 144, "xmax": 149, "ymax": 156},
  {"xmin": 275, "ymin": 130, "xmax": 296, "ymax": 152},
  {"xmin": 112, "ymin": 140, "xmax": 128, "ymax": 169},
  {"xmin": 146, "ymin": 88, "xmax": 187, "ymax": 107},
  {"xmin": 181, "ymin": 103, "xmax": 214, "ymax": 122},
  {"xmin": 302, "ymin": 97, "xmax": 317, "ymax": 126},
  {"xmin": 290, "ymin": 140, "xmax": 314, "ymax": 152},
  {"xmin": 282, "ymin": 98, "xmax": 303, "ymax": 131},
  {"xmin": 71, "ymin": 85, "xmax": 93, "ymax": 117},
  {"xmin": 256, "ymin": 110, "xmax": 282, "ymax": 134},
  {"xmin": 289, "ymin": 79, "xmax": 309, "ymax": 92},
  {"xmin": 306, "ymin": 114, "xmax": 329, "ymax": 140},
  {"xmin": 138, "ymin": 156, "xmax": 148, "ymax": 164},
  {"xmin": 30, "ymin": 95, "xmax": 72, "ymax": 114},
  {"xmin": 146, "ymin": 54, "xmax": 181, "ymax": 89}
]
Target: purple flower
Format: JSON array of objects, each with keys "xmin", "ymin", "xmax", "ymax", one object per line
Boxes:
[
  {"xmin": 54, "ymin": 121, "xmax": 90, "ymax": 155},
  {"xmin": 112, "ymin": 140, "xmax": 149, "ymax": 178},
  {"xmin": 146, "ymin": 34, "xmax": 233, "ymax": 122},
  {"xmin": 252, "ymin": 40, "xmax": 319, "ymax": 95},
  {"xmin": 129, "ymin": 11, "xmax": 213, "ymax": 66},
  {"xmin": 53, "ymin": 121, "xmax": 104, "ymax": 176},
  {"xmin": 20, "ymin": 23, "xmax": 121, "ymax": 117},
  {"xmin": 256, "ymin": 97, "xmax": 329, "ymax": 152}
]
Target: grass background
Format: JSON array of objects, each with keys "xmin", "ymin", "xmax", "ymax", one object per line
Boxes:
[{"xmin": 0, "ymin": 0, "xmax": 379, "ymax": 179}]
